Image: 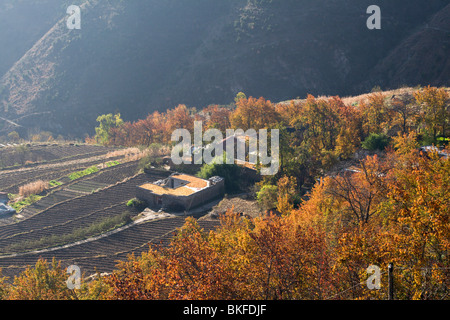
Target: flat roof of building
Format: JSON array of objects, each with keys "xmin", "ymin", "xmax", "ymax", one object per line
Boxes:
[
  {"xmin": 173, "ymin": 174, "xmax": 209, "ymax": 189},
  {"xmin": 139, "ymin": 174, "xmax": 210, "ymax": 196}
]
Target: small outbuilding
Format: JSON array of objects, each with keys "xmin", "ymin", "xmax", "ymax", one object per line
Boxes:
[{"xmin": 136, "ymin": 173, "xmax": 225, "ymax": 212}]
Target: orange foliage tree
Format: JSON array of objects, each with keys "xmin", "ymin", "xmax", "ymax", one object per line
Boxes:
[
  {"xmin": 3, "ymin": 146, "xmax": 447, "ymax": 300},
  {"xmin": 6, "ymin": 258, "xmax": 78, "ymax": 300},
  {"xmin": 201, "ymin": 105, "xmax": 232, "ymax": 133},
  {"xmin": 360, "ymin": 92, "xmax": 391, "ymax": 135},
  {"xmin": 230, "ymin": 96, "xmax": 280, "ymax": 131},
  {"xmin": 414, "ymin": 86, "xmax": 449, "ymax": 140}
]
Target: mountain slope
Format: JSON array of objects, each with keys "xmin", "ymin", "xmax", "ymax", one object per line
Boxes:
[
  {"xmin": 363, "ymin": 3, "xmax": 450, "ymax": 90},
  {"xmin": 0, "ymin": 0, "xmax": 448, "ymax": 137}
]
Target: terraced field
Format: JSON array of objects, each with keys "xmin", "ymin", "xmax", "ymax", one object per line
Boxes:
[
  {"xmin": 0, "ymin": 217, "xmax": 221, "ymax": 281},
  {"xmin": 0, "ymin": 171, "xmax": 168, "ymax": 255},
  {"xmin": 0, "ymin": 144, "xmax": 116, "ymax": 169},
  {"xmin": 0, "ymin": 156, "xmax": 120, "ymax": 195},
  {"xmin": 0, "ymin": 160, "xmax": 141, "ymax": 226},
  {"xmin": 0, "ymin": 144, "xmax": 220, "ymax": 283}
]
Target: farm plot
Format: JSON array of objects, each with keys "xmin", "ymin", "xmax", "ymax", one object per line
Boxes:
[
  {"xmin": 0, "ymin": 171, "xmax": 169, "ymax": 255},
  {"xmin": 0, "ymin": 157, "xmax": 110, "ymax": 194},
  {"xmin": 0, "ymin": 203, "xmax": 137, "ymax": 255},
  {"xmin": 0, "ymin": 217, "xmax": 221, "ymax": 281},
  {"xmin": 0, "ymin": 150, "xmax": 139, "ymax": 195},
  {"xmin": 0, "ymin": 161, "xmax": 142, "ymax": 226},
  {"xmin": 65, "ymin": 161, "xmax": 141, "ymax": 195},
  {"xmin": 0, "ymin": 144, "xmax": 116, "ymax": 169}
]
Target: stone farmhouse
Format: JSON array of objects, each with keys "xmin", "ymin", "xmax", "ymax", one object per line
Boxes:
[{"xmin": 136, "ymin": 173, "xmax": 224, "ymax": 212}]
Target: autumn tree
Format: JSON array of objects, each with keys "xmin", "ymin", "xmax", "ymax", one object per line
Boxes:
[
  {"xmin": 326, "ymin": 155, "xmax": 390, "ymax": 225},
  {"xmin": 95, "ymin": 113, "xmax": 124, "ymax": 145},
  {"xmin": 385, "ymin": 150, "xmax": 449, "ymax": 299},
  {"xmin": 392, "ymin": 131, "xmax": 419, "ymax": 156},
  {"xmin": 105, "ymin": 216, "xmax": 247, "ymax": 300},
  {"xmin": 201, "ymin": 104, "xmax": 232, "ymax": 133},
  {"xmin": 300, "ymin": 95, "xmax": 340, "ymax": 153},
  {"xmin": 328, "ymin": 148, "xmax": 449, "ymax": 300},
  {"xmin": 388, "ymin": 93, "xmax": 419, "ymax": 135},
  {"xmin": 7, "ymin": 258, "xmax": 77, "ymax": 300},
  {"xmin": 334, "ymin": 99, "xmax": 363, "ymax": 159},
  {"xmin": 0, "ymin": 269, "xmax": 8, "ymax": 300},
  {"xmin": 276, "ymin": 100, "xmax": 303, "ymax": 127},
  {"xmin": 166, "ymin": 104, "xmax": 194, "ymax": 132},
  {"xmin": 414, "ymin": 86, "xmax": 449, "ymax": 141},
  {"xmin": 360, "ymin": 92, "xmax": 391, "ymax": 136},
  {"xmin": 230, "ymin": 96, "xmax": 279, "ymax": 131},
  {"xmin": 276, "ymin": 175, "xmax": 297, "ymax": 215}
]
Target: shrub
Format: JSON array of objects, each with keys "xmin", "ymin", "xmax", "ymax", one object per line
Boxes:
[
  {"xmin": 7, "ymin": 131, "xmax": 20, "ymax": 142},
  {"xmin": 11, "ymin": 194, "xmax": 43, "ymax": 212},
  {"xmin": 198, "ymin": 161, "xmax": 241, "ymax": 194},
  {"xmin": 362, "ymin": 133, "xmax": 391, "ymax": 151},
  {"xmin": 256, "ymin": 184, "xmax": 278, "ymax": 211},
  {"xmin": 126, "ymin": 198, "xmax": 147, "ymax": 209},
  {"xmin": 106, "ymin": 160, "xmax": 120, "ymax": 167},
  {"xmin": 19, "ymin": 180, "xmax": 49, "ymax": 197},
  {"xmin": 49, "ymin": 180, "xmax": 62, "ymax": 188},
  {"xmin": 68, "ymin": 166, "xmax": 99, "ymax": 181}
]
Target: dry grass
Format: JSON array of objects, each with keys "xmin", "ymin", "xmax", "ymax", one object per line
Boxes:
[
  {"xmin": 139, "ymin": 183, "xmax": 196, "ymax": 196},
  {"xmin": 173, "ymin": 174, "xmax": 209, "ymax": 189},
  {"xmin": 106, "ymin": 147, "xmax": 141, "ymax": 158},
  {"xmin": 19, "ymin": 180, "xmax": 49, "ymax": 197},
  {"xmin": 277, "ymin": 86, "xmax": 448, "ymax": 107},
  {"xmin": 339, "ymin": 87, "xmax": 417, "ymax": 106},
  {"xmin": 106, "ymin": 146, "xmax": 171, "ymax": 163},
  {"xmin": 105, "ymin": 147, "xmax": 147, "ymax": 162}
]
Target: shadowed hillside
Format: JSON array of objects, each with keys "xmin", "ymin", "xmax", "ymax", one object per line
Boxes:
[{"xmin": 0, "ymin": 0, "xmax": 448, "ymax": 138}]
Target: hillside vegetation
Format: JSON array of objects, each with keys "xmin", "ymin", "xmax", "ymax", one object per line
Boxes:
[
  {"xmin": 0, "ymin": 0, "xmax": 448, "ymax": 137},
  {"xmin": 0, "ymin": 85, "xmax": 448, "ymax": 300}
]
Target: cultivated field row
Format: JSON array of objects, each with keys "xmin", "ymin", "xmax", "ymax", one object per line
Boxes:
[
  {"xmin": 0, "ymin": 144, "xmax": 117, "ymax": 170},
  {"xmin": 0, "ymin": 152, "xmax": 126, "ymax": 194},
  {"xmin": 0, "ymin": 170, "xmax": 167, "ymax": 243},
  {"xmin": 0, "ymin": 161, "xmax": 141, "ymax": 226},
  {"xmin": 0, "ymin": 144, "xmax": 222, "ymax": 283},
  {"xmin": 0, "ymin": 217, "xmax": 220, "ymax": 281}
]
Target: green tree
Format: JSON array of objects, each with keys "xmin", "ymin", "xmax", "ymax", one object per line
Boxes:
[
  {"xmin": 198, "ymin": 160, "xmax": 241, "ymax": 194},
  {"xmin": 414, "ymin": 86, "xmax": 449, "ymax": 141},
  {"xmin": 7, "ymin": 131, "xmax": 20, "ymax": 143},
  {"xmin": 235, "ymin": 92, "xmax": 247, "ymax": 104},
  {"xmin": 362, "ymin": 133, "xmax": 391, "ymax": 151},
  {"xmin": 95, "ymin": 113, "xmax": 124, "ymax": 145},
  {"xmin": 257, "ymin": 184, "xmax": 278, "ymax": 211}
]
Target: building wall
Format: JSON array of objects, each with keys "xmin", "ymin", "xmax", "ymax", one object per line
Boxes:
[
  {"xmin": 136, "ymin": 187, "xmax": 158, "ymax": 207},
  {"xmin": 163, "ymin": 178, "xmax": 224, "ymax": 211}
]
